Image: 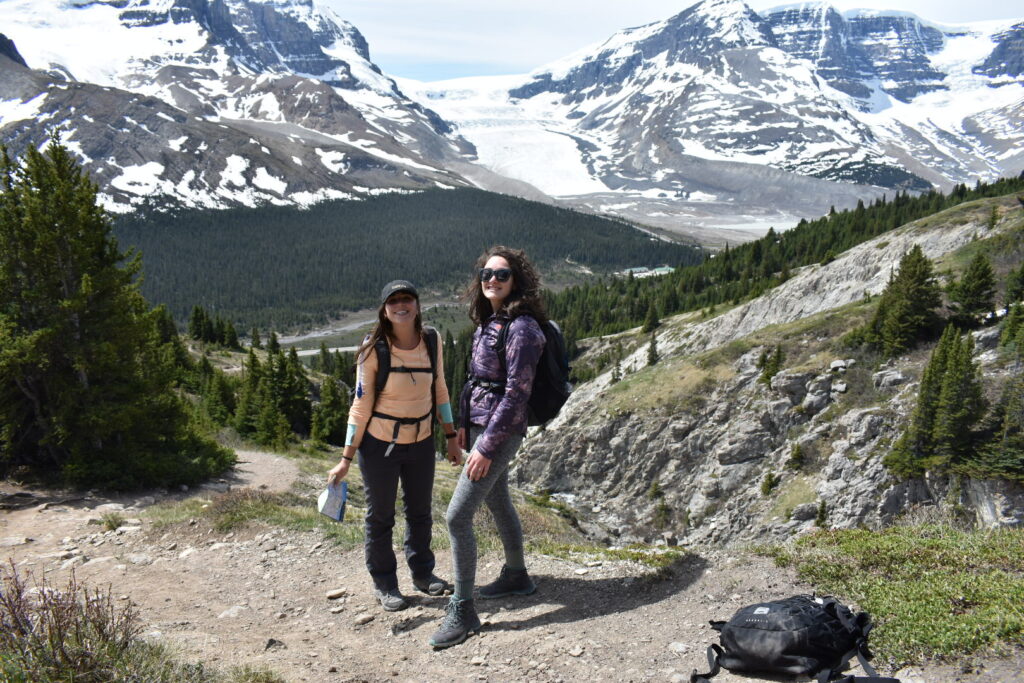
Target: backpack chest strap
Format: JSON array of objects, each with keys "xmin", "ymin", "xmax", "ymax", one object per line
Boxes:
[{"xmin": 371, "ymin": 410, "xmax": 433, "ymax": 457}]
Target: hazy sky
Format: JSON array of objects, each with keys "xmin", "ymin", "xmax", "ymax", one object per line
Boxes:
[{"xmin": 322, "ymin": 1, "xmax": 1022, "ymax": 81}]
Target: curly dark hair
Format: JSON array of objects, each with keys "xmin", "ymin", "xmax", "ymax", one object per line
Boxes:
[
  {"xmin": 355, "ymin": 292, "xmax": 424, "ymax": 363},
  {"xmin": 464, "ymin": 245, "xmax": 548, "ymax": 326}
]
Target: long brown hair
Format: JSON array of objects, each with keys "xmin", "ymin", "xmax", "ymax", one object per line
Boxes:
[
  {"xmin": 355, "ymin": 294, "xmax": 424, "ymax": 363},
  {"xmin": 464, "ymin": 245, "xmax": 548, "ymax": 326}
]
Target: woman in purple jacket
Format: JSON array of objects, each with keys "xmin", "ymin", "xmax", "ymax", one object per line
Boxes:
[{"xmin": 429, "ymin": 246, "xmax": 547, "ymax": 649}]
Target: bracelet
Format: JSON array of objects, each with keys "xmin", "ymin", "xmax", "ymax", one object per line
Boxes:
[
  {"xmin": 445, "ymin": 432, "xmax": 458, "ymax": 440},
  {"xmin": 342, "ymin": 455, "xmax": 353, "ymax": 462}
]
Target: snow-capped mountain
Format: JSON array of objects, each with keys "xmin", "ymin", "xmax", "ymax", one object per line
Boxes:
[
  {"xmin": 0, "ymin": 0, "xmax": 1021, "ymax": 240},
  {"xmin": 0, "ymin": 0, "xmax": 487, "ymax": 211},
  {"xmin": 407, "ymin": 0, "xmax": 1023, "ymax": 235}
]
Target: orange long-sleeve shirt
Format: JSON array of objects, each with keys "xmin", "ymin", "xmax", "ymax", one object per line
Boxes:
[{"xmin": 346, "ymin": 335, "xmax": 451, "ymax": 447}]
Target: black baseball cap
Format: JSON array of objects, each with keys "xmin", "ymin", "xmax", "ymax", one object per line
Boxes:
[{"xmin": 381, "ymin": 280, "xmax": 418, "ymax": 303}]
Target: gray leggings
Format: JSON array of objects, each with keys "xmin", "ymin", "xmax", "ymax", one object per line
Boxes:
[{"xmin": 445, "ymin": 427, "xmax": 525, "ymax": 589}]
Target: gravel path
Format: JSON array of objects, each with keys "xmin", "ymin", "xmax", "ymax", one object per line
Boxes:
[{"xmin": 2, "ymin": 451, "xmax": 1020, "ymax": 682}]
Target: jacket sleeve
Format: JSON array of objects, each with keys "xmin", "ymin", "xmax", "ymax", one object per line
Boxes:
[
  {"xmin": 346, "ymin": 348, "xmax": 378, "ymax": 448},
  {"xmin": 474, "ymin": 317, "xmax": 545, "ymax": 458}
]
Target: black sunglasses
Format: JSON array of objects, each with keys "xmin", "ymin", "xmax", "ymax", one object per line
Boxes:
[{"xmin": 479, "ymin": 267, "xmax": 512, "ymax": 283}]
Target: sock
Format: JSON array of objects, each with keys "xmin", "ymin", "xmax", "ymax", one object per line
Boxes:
[
  {"xmin": 504, "ymin": 550, "xmax": 526, "ymax": 572},
  {"xmin": 454, "ymin": 580, "xmax": 474, "ymax": 600}
]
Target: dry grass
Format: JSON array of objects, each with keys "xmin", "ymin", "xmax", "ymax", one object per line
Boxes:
[{"xmin": 0, "ymin": 563, "xmax": 284, "ymax": 682}]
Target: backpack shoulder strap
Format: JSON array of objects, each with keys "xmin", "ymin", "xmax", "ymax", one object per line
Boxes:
[
  {"xmin": 492, "ymin": 316, "xmax": 512, "ymax": 369},
  {"xmin": 690, "ymin": 643, "xmax": 723, "ymax": 683},
  {"xmin": 423, "ymin": 326, "xmax": 439, "ymax": 377},
  {"xmin": 424, "ymin": 326, "xmax": 439, "ymax": 427},
  {"xmin": 373, "ymin": 337, "xmax": 390, "ymax": 397}
]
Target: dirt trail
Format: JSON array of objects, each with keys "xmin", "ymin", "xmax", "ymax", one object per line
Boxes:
[{"xmin": 1, "ymin": 452, "xmax": 1020, "ymax": 682}]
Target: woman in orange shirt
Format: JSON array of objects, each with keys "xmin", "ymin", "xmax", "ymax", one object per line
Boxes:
[{"xmin": 328, "ymin": 280, "xmax": 462, "ymax": 612}]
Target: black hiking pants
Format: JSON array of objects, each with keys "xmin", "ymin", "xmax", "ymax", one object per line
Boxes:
[{"xmin": 358, "ymin": 433, "xmax": 436, "ymax": 590}]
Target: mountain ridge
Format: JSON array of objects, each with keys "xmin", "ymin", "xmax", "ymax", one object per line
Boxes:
[{"xmin": 0, "ymin": 0, "xmax": 1021, "ymax": 239}]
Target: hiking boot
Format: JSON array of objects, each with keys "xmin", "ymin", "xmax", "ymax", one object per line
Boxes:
[
  {"xmin": 412, "ymin": 573, "xmax": 452, "ymax": 596},
  {"xmin": 374, "ymin": 587, "xmax": 408, "ymax": 612},
  {"xmin": 428, "ymin": 597, "xmax": 481, "ymax": 648},
  {"xmin": 478, "ymin": 565, "xmax": 536, "ymax": 599}
]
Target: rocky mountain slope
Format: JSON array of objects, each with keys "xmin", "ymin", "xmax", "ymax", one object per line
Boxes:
[
  {"xmin": 2, "ymin": 0, "xmax": 1021, "ymax": 239},
  {"xmin": 410, "ymin": 0, "xmax": 1024, "ymax": 235},
  {"xmin": 512, "ymin": 194, "xmax": 1024, "ymax": 547},
  {"xmin": 0, "ymin": 0, "xmax": 495, "ymax": 212}
]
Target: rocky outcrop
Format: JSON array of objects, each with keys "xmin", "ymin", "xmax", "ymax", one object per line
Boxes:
[
  {"xmin": 0, "ymin": 33, "xmax": 27, "ymax": 68},
  {"xmin": 974, "ymin": 22, "xmax": 1024, "ymax": 81},
  {"xmin": 513, "ymin": 203, "xmax": 1024, "ymax": 547},
  {"xmin": 766, "ymin": 6, "xmax": 949, "ymax": 104}
]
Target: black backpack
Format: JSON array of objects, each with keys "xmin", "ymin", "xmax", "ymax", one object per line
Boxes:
[
  {"xmin": 691, "ymin": 595, "xmax": 900, "ymax": 683},
  {"xmin": 367, "ymin": 326, "xmax": 440, "ymax": 456},
  {"xmin": 494, "ymin": 318, "xmax": 572, "ymax": 426}
]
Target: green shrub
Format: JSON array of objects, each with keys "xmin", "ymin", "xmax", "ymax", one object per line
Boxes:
[
  {"xmin": 761, "ymin": 472, "xmax": 782, "ymax": 496},
  {"xmin": 785, "ymin": 443, "xmax": 805, "ymax": 471},
  {"xmin": 815, "ymin": 500, "xmax": 828, "ymax": 527},
  {"xmin": 101, "ymin": 511, "xmax": 126, "ymax": 531},
  {"xmin": 762, "ymin": 525, "xmax": 1024, "ymax": 666},
  {"xmin": 653, "ymin": 501, "xmax": 672, "ymax": 529}
]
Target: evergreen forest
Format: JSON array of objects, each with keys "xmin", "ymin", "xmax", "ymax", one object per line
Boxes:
[
  {"xmin": 546, "ymin": 176, "xmax": 1024, "ymax": 343},
  {"xmin": 0, "ymin": 142, "xmax": 234, "ymax": 489},
  {"xmin": 114, "ymin": 189, "xmax": 702, "ymax": 332}
]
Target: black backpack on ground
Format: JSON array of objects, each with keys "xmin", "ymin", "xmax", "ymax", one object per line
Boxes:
[
  {"xmin": 691, "ymin": 595, "xmax": 900, "ymax": 683},
  {"xmin": 368, "ymin": 326, "xmax": 439, "ymax": 456},
  {"xmin": 494, "ymin": 317, "xmax": 572, "ymax": 426}
]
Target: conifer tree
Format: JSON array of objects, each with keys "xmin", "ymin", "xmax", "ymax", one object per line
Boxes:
[
  {"xmin": 976, "ymin": 376, "xmax": 1024, "ymax": 482},
  {"xmin": 282, "ymin": 348, "xmax": 312, "ymax": 435},
  {"xmin": 641, "ymin": 301, "xmax": 659, "ymax": 334},
  {"xmin": 316, "ymin": 342, "xmax": 334, "ymax": 375},
  {"xmin": 188, "ymin": 305, "xmax": 208, "ymax": 340},
  {"xmin": 267, "ymin": 331, "xmax": 280, "ymax": 354},
  {"xmin": 311, "ymin": 377, "xmax": 349, "ymax": 446},
  {"xmin": 0, "ymin": 141, "xmax": 231, "ymax": 488},
  {"xmin": 886, "ymin": 325, "xmax": 957, "ymax": 476},
  {"xmin": 224, "ymin": 320, "xmax": 240, "ymax": 350},
  {"xmin": 1004, "ymin": 262, "xmax": 1024, "ymax": 305},
  {"xmin": 250, "ymin": 327, "xmax": 262, "ymax": 349},
  {"xmin": 948, "ymin": 253, "xmax": 995, "ymax": 326},
  {"xmin": 202, "ymin": 371, "xmax": 236, "ymax": 425},
  {"xmin": 864, "ymin": 245, "xmax": 941, "ymax": 356},
  {"xmin": 1000, "ymin": 303, "xmax": 1023, "ymax": 348},
  {"xmin": 234, "ymin": 348, "xmax": 263, "ymax": 436},
  {"xmin": 647, "ymin": 333, "xmax": 659, "ymax": 366},
  {"xmin": 932, "ymin": 332, "xmax": 985, "ymax": 465}
]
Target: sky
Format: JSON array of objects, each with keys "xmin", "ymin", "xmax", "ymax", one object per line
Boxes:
[{"xmin": 322, "ymin": 0, "xmax": 1023, "ymax": 82}]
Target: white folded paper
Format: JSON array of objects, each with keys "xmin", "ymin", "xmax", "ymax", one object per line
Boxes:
[{"xmin": 317, "ymin": 481, "xmax": 347, "ymax": 522}]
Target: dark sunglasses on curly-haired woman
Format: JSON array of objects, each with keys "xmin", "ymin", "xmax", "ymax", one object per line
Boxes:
[{"xmin": 479, "ymin": 267, "xmax": 513, "ymax": 282}]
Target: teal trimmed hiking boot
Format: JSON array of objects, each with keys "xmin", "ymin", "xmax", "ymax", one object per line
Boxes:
[
  {"xmin": 478, "ymin": 565, "xmax": 536, "ymax": 599},
  {"xmin": 428, "ymin": 597, "xmax": 481, "ymax": 648},
  {"xmin": 412, "ymin": 573, "xmax": 452, "ymax": 596}
]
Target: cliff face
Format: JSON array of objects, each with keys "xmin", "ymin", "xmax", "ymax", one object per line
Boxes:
[{"xmin": 512, "ymin": 197, "xmax": 1024, "ymax": 547}]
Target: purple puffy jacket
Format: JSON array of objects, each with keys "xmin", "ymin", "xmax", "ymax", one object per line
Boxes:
[{"xmin": 463, "ymin": 314, "xmax": 545, "ymax": 459}]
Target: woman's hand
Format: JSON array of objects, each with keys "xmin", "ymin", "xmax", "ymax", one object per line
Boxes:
[
  {"xmin": 446, "ymin": 438, "xmax": 464, "ymax": 466},
  {"xmin": 464, "ymin": 450, "xmax": 491, "ymax": 481},
  {"xmin": 327, "ymin": 458, "xmax": 351, "ymax": 486},
  {"xmin": 456, "ymin": 427, "xmax": 467, "ymax": 451}
]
